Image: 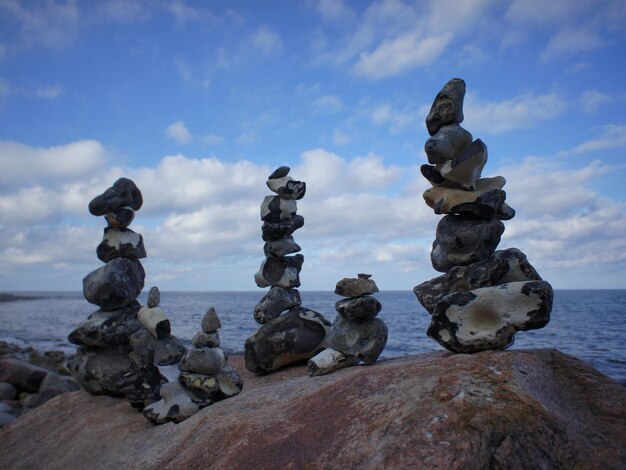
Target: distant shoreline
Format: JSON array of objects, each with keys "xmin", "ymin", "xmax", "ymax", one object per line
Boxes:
[{"xmin": 0, "ymin": 293, "xmax": 46, "ymax": 303}]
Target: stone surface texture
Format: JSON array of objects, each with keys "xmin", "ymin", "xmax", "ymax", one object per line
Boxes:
[{"xmin": 1, "ymin": 350, "xmax": 624, "ymax": 469}]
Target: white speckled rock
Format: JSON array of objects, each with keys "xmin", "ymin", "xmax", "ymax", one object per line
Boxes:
[
  {"xmin": 254, "ymin": 255, "xmax": 304, "ymax": 289},
  {"xmin": 137, "ymin": 306, "xmax": 170, "ymax": 339},
  {"xmin": 307, "ymin": 348, "xmax": 359, "ymax": 377},
  {"xmin": 96, "ymin": 227, "xmax": 146, "ymax": 262},
  {"xmin": 424, "ymin": 124, "xmax": 473, "ymax": 165},
  {"xmin": 428, "ymin": 280, "xmax": 553, "ymax": 353},
  {"xmin": 142, "ymin": 381, "xmax": 200, "ymax": 424},
  {"xmin": 260, "ymin": 196, "xmax": 297, "ymax": 222}
]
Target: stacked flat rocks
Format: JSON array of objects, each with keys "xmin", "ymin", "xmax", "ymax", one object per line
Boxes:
[
  {"xmin": 143, "ymin": 307, "xmax": 243, "ymax": 424},
  {"xmin": 67, "ymin": 178, "xmax": 148, "ymax": 395},
  {"xmin": 245, "ymin": 167, "xmax": 331, "ymax": 374},
  {"xmin": 308, "ymin": 274, "xmax": 388, "ymax": 376},
  {"xmin": 115, "ymin": 286, "xmax": 187, "ymax": 410},
  {"xmin": 414, "ymin": 78, "xmax": 553, "ymax": 353}
]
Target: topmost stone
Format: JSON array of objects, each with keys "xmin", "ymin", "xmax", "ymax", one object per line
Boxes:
[
  {"xmin": 269, "ymin": 166, "xmax": 290, "ymax": 179},
  {"xmin": 201, "ymin": 306, "xmax": 222, "ymax": 333},
  {"xmin": 426, "ymin": 78, "xmax": 466, "ymax": 136},
  {"xmin": 335, "ymin": 276, "xmax": 379, "ymax": 298},
  {"xmin": 89, "ymin": 178, "xmax": 143, "ymax": 216}
]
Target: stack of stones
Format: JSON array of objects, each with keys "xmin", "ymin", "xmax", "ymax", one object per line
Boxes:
[
  {"xmin": 116, "ymin": 286, "xmax": 186, "ymax": 409},
  {"xmin": 308, "ymin": 274, "xmax": 388, "ymax": 376},
  {"xmin": 245, "ymin": 167, "xmax": 331, "ymax": 374},
  {"xmin": 414, "ymin": 78, "xmax": 553, "ymax": 353},
  {"xmin": 67, "ymin": 178, "xmax": 149, "ymax": 395},
  {"xmin": 143, "ymin": 307, "xmax": 243, "ymax": 424}
]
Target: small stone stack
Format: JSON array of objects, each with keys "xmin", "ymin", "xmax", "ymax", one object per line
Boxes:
[
  {"xmin": 116, "ymin": 286, "xmax": 186, "ymax": 409},
  {"xmin": 308, "ymin": 274, "xmax": 388, "ymax": 376},
  {"xmin": 67, "ymin": 178, "xmax": 148, "ymax": 395},
  {"xmin": 414, "ymin": 78, "xmax": 553, "ymax": 353},
  {"xmin": 245, "ymin": 167, "xmax": 331, "ymax": 374},
  {"xmin": 142, "ymin": 307, "xmax": 243, "ymax": 424}
]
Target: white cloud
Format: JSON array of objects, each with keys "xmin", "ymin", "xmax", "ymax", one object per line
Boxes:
[
  {"xmin": 580, "ymin": 90, "xmax": 612, "ymax": 113},
  {"xmin": 463, "ymin": 92, "xmax": 567, "ymax": 134},
  {"xmin": 369, "ymin": 103, "xmax": 417, "ymax": 133},
  {"xmin": 97, "ymin": 0, "xmax": 152, "ymax": 23},
  {"xmin": 235, "ymin": 130, "xmax": 257, "ymax": 145},
  {"xmin": 247, "ymin": 26, "xmax": 283, "ymax": 56},
  {"xmin": 541, "ymin": 27, "xmax": 603, "ymax": 61},
  {"xmin": 569, "ymin": 124, "xmax": 626, "ymax": 154},
  {"xmin": 164, "ymin": 121, "xmax": 192, "ymax": 144},
  {"xmin": 333, "ymin": 129, "xmax": 351, "ymax": 145},
  {"xmin": 34, "ymin": 86, "xmax": 63, "ymax": 99},
  {"xmin": 312, "ymin": 95, "xmax": 344, "ymax": 114},
  {"xmin": 312, "ymin": 0, "xmax": 356, "ymax": 23},
  {"xmin": 355, "ymin": 32, "xmax": 451, "ymax": 79}
]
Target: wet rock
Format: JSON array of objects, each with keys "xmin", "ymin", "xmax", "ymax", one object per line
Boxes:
[
  {"xmin": 428, "ymin": 280, "xmax": 553, "ymax": 353},
  {"xmin": 137, "ymin": 305, "xmax": 171, "ymax": 339},
  {"xmin": 115, "ymin": 350, "xmax": 165, "ymax": 409},
  {"xmin": 414, "ymin": 248, "xmax": 543, "ymax": 314},
  {"xmin": 83, "ymin": 258, "xmax": 145, "ymax": 311},
  {"xmin": 307, "ymin": 348, "xmax": 359, "ymax": 377},
  {"xmin": 96, "ymin": 227, "xmax": 146, "ymax": 262},
  {"xmin": 263, "ymin": 236, "xmax": 301, "ymax": 257},
  {"xmin": 254, "ymin": 254, "xmax": 304, "ymax": 288},
  {"xmin": 254, "ymin": 287, "xmax": 302, "ymax": 324},
  {"xmin": 88, "ymin": 177, "xmax": 143, "ymax": 216},
  {"xmin": 261, "ymin": 215, "xmax": 304, "ymax": 241},
  {"xmin": 244, "ymin": 307, "xmax": 331, "ymax": 374},
  {"xmin": 130, "ymin": 329, "xmax": 187, "ymax": 366},
  {"xmin": 66, "ymin": 345, "xmax": 134, "ymax": 396},
  {"xmin": 335, "ymin": 296, "xmax": 382, "ymax": 321},
  {"xmin": 424, "ymin": 124, "xmax": 472, "ymax": 164},
  {"xmin": 68, "ymin": 301, "xmax": 141, "ymax": 347},
  {"xmin": 215, "ymin": 365, "xmax": 244, "ymax": 397},
  {"xmin": 191, "ymin": 331, "xmax": 220, "ymax": 348},
  {"xmin": 142, "ymin": 381, "xmax": 200, "ymax": 424},
  {"xmin": 201, "ymin": 307, "xmax": 222, "ymax": 333},
  {"xmin": 431, "ymin": 215, "xmax": 504, "ymax": 272},
  {"xmin": 426, "ymin": 78, "xmax": 466, "ymax": 135},
  {"xmin": 334, "ymin": 276, "xmax": 379, "ymax": 298},
  {"xmin": 178, "ymin": 348, "xmax": 226, "ymax": 376},
  {"xmin": 0, "ymin": 358, "xmax": 48, "ymax": 393},
  {"xmin": 260, "ymin": 196, "xmax": 297, "ymax": 222},
  {"xmin": 326, "ymin": 317, "xmax": 388, "ymax": 365}
]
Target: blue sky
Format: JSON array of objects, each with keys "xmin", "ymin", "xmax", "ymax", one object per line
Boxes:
[{"xmin": 1, "ymin": 0, "xmax": 625, "ymax": 291}]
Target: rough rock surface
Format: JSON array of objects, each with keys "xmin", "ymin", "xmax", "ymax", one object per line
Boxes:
[
  {"xmin": 68, "ymin": 302, "xmax": 142, "ymax": 347},
  {"xmin": 1, "ymin": 350, "xmax": 624, "ymax": 469},
  {"xmin": 83, "ymin": 258, "xmax": 145, "ymax": 310}
]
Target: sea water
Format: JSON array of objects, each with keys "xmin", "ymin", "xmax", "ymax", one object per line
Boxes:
[{"xmin": 0, "ymin": 290, "xmax": 624, "ymax": 384}]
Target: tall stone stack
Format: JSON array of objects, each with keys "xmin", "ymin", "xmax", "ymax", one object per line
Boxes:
[
  {"xmin": 245, "ymin": 166, "xmax": 331, "ymax": 374},
  {"xmin": 414, "ymin": 79, "xmax": 553, "ymax": 353},
  {"xmin": 67, "ymin": 178, "xmax": 148, "ymax": 394},
  {"xmin": 308, "ymin": 274, "xmax": 388, "ymax": 376}
]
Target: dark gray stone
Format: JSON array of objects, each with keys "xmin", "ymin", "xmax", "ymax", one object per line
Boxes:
[
  {"xmin": 83, "ymin": 258, "xmax": 145, "ymax": 311},
  {"xmin": 263, "ymin": 236, "xmax": 301, "ymax": 257},
  {"xmin": 244, "ymin": 306, "xmax": 331, "ymax": 374},
  {"xmin": 96, "ymin": 227, "xmax": 146, "ymax": 262},
  {"xmin": 260, "ymin": 196, "xmax": 297, "ymax": 222},
  {"xmin": 335, "ymin": 296, "xmax": 381, "ymax": 320},
  {"xmin": 426, "ymin": 78, "xmax": 466, "ymax": 135},
  {"xmin": 266, "ymin": 177, "xmax": 306, "ymax": 200},
  {"xmin": 420, "ymin": 164, "xmax": 446, "ymax": 186},
  {"xmin": 179, "ymin": 372, "xmax": 220, "ymax": 402},
  {"xmin": 88, "ymin": 177, "xmax": 143, "ymax": 216},
  {"xmin": 142, "ymin": 381, "xmax": 200, "ymax": 424},
  {"xmin": 115, "ymin": 348, "xmax": 165, "ymax": 409},
  {"xmin": 261, "ymin": 215, "xmax": 304, "ymax": 241},
  {"xmin": 254, "ymin": 287, "xmax": 302, "ymax": 324},
  {"xmin": 104, "ymin": 207, "xmax": 135, "ymax": 229},
  {"xmin": 269, "ymin": 166, "xmax": 290, "ymax": 179},
  {"xmin": 66, "ymin": 345, "xmax": 134, "ymax": 396},
  {"xmin": 424, "ymin": 124, "xmax": 472, "ymax": 164},
  {"xmin": 130, "ymin": 328, "xmax": 187, "ymax": 366},
  {"xmin": 178, "ymin": 348, "xmax": 226, "ymax": 376},
  {"xmin": 201, "ymin": 307, "xmax": 221, "ymax": 333},
  {"xmin": 431, "ymin": 215, "xmax": 504, "ymax": 272},
  {"xmin": 254, "ymin": 254, "xmax": 304, "ymax": 289},
  {"xmin": 326, "ymin": 317, "xmax": 388, "ymax": 365},
  {"xmin": 191, "ymin": 331, "xmax": 220, "ymax": 348},
  {"xmin": 334, "ymin": 276, "xmax": 379, "ymax": 298},
  {"xmin": 147, "ymin": 286, "xmax": 160, "ymax": 308},
  {"xmin": 0, "ymin": 382, "xmax": 17, "ymax": 400},
  {"xmin": 414, "ymin": 248, "xmax": 542, "ymax": 314},
  {"xmin": 427, "ymin": 280, "xmax": 553, "ymax": 353},
  {"xmin": 438, "ymin": 138, "xmax": 488, "ymax": 191},
  {"xmin": 437, "ymin": 189, "xmax": 507, "ymax": 219},
  {"xmin": 68, "ymin": 301, "xmax": 141, "ymax": 347}
]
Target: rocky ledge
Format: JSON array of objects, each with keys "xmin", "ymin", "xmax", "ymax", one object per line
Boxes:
[{"xmin": 1, "ymin": 349, "xmax": 624, "ymax": 469}]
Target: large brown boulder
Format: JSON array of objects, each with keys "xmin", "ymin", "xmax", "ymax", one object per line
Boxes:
[{"xmin": 0, "ymin": 349, "xmax": 624, "ymax": 469}]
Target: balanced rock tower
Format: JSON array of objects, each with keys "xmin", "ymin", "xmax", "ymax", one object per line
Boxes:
[
  {"xmin": 67, "ymin": 178, "xmax": 148, "ymax": 394},
  {"xmin": 414, "ymin": 79, "xmax": 553, "ymax": 353},
  {"xmin": 245, "ymin": 167, "xmax": 331, "ymax": 373},
  {"xmin": 308, "ymin": 274, "xmax": 388, "ymax": 376}
]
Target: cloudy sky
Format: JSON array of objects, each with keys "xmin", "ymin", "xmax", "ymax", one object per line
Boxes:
[{"xmin": 1, "ymin": 0, "xmax": 625, "ymax": 292}]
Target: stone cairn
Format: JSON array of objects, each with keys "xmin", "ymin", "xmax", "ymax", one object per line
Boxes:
[
  {"xmin": 67, "ymin": 178, "xmax": 150, "ymax": 395},
  {"xmin": 245, "ymin": 166, "xmax": 331, "ymax": 374},
  {"xmin": 414, "ymin": 78, "xmax": 553, "ymax": 353},
  {"xmin": 308, "ymin": 274, "xmax": 388, "ymax": 376},
  {"xmin": 142, "ymin": 306, "xmax": 243, "ymax": 424}
]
